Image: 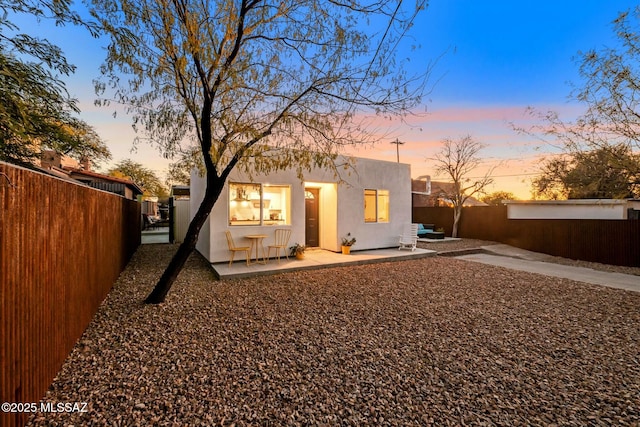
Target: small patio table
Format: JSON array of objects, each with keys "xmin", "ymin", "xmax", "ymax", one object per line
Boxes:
[{"xmin": 244, "ymin": 234, "xmax": 268, "ymax": 264}]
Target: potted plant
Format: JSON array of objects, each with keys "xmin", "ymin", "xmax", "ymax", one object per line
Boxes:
[
  {"xmin": 341, "ymin": 233, "xmax": 356, "ymax": 255},
  {"xmin": 289, "ymin": 243, "xmax": 306, "ymax": 260}
]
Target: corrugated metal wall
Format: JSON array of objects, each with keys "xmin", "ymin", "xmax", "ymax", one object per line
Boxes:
[
  {"xmin": 0, "ymin": 162, "xmax": 140, "ymax": 427},
  {"xmin": 86, "ymin": 181, "xmax": 126, "ymax": 196},
  {"xmin": 413, "ymin": 206, "xmax": 640, "ymax": 267}
]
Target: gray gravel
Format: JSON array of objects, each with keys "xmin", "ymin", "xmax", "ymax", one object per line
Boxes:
[{"xmin": 29, "ymin": 243, "xmax": 640, "ymax": 426}]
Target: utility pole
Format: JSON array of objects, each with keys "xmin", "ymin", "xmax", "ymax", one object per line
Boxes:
[{"xmin": 390, "ymin": 138, "xmax": 405, "ymax": 163}]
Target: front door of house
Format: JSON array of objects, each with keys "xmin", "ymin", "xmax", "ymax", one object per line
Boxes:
[{"xmin": 305, "ymin": 188, "xmax": 319, "ymax": 247}]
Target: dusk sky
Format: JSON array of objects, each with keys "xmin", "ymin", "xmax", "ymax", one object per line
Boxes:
[{"xmin": 20, "ymin": 1, "xmax": 640, "ymax": 198}]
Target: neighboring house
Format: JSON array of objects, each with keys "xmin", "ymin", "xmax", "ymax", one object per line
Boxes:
[
  {"xmin": 40, "ymin": 150, "xmax": 143, "ymax": 200},
  {"xmin": 141, "ymin": 198, "xmax": 159, "ymax": 217},
  {"xmin": 40, "ymin": 150, "xmax": 86, "ymax": 181},
  {"xmin": 411, "ymin": 176, "xmax": 431, "ymax": 207},
  {"xmin": 412, "ymin": 179, "xmax": 486, "ymax": 207},
  {"xmin": 65, "ymin": 168, "xmax": 144, "ymax": 201},
  {"xmin": 170, "ymin": 185, "xmax": 190, "ymax": 200},
  {"xmin": 504, "ymin": 199, "xmax": 640, "ymax": 220},
  {"xmin": 191, "ymin": 156, "xmax": 412, "ymax": 264}
]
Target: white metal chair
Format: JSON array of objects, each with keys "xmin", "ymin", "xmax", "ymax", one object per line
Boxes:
[
  {"xmin": 225, "ymin": 231, "xmax": 251, "ymax": 267},
  {"xmin": 398, "ymin": 223, "xmax": 419, "ymax": 251},
  {"xmin": 267, "ymin": 228, "xmax": 292, "ymax": 263}
]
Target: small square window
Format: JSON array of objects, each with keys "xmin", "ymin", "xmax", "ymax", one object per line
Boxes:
[{"xmin": 364, "ymin": 189, "xmax": 389, "ymax": 223}]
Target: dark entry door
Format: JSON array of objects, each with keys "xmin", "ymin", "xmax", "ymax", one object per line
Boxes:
[{"xmin": 305, "ymin": 188, "xmax": 319, "ymax": 247}]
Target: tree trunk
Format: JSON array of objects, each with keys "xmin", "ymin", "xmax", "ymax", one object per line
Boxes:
[
  {"xmin": 451, "ymin": 205, "xmax": 462, "ymax": 238},
  {"xmin": 144, "ymin": 179, "xmax": 222, "ymax": 304}
]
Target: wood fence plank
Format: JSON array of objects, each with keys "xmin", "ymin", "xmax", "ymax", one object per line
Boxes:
[{"xmin": 1, "ymin": 162, "xmax": 140, "ymax": 427}]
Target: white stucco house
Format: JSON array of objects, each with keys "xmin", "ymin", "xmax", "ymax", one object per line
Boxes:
[{"xmin": 191, "ymin": 155, "xmax": 412, "ymax": 264}]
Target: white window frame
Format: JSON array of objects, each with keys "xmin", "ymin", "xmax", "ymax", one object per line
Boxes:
[{"xmin": 229, "ymin": 182, "xmax": 291, "ymax": 226}]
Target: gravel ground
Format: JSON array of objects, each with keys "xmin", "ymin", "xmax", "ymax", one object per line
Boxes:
[{"xmin": 29, "ymin": 243, "xmax": 640, "ymax": 426}]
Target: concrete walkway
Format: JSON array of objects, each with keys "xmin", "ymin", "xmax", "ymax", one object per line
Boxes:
[
  {"xmin": 141, "ymin": 227, "xmax": 169, "ymax": 244},
  {"xmin": 456, "ymin": 244, "xmax": 640, "ymax": 293}
]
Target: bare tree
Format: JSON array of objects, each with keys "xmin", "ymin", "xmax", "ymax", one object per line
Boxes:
[
  {"xmin": 430, "ymin": 135, "xmax": 494, "ymax": 238},
  {"xmin": 90, "ymin": 0, "xmax": 432, "ymax": 303}
]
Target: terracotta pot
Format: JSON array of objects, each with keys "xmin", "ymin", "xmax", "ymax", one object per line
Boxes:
[
  {"xmin": 295, "ymin": 252, "xmax": 305, "ymax": 260},
  {"xmin": 341, "ymin": 245, "xmax": 351, "ymax": 255}
]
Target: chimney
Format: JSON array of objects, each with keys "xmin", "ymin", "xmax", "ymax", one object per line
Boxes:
[
  {"xmin": 41, "ymin": 150, "xmax": 62, "ymax": 169},
  {"xmin": 413, "ymin": 175, "xmax": 431, "ymax": 195},
  {"xmin": 80, "ymin": 156, "xmax": 91, "ymax": 171}
]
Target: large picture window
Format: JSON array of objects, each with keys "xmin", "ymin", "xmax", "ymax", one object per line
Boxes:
[
  {"xmin": 364, "ymin": 189, "xmax": 389, "ymax": 223},
  {"xmin": 229, "ymin": 182, "xmax": 291, "ymax": 226}
]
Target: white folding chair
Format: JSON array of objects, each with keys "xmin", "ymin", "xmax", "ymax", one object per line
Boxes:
[{"xmin": 398, "ymin": 223, "xmax": 419, "ymax": 251}]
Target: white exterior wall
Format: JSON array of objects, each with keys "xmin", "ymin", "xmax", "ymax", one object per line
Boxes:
[
  {"xmin": 335, "ymin": 158, "xmax": 411, "ymax": 251},
  {"xmin": 505, "ymin": 199, "xmax": 631, "ymax": 220},
  {"xmin": 191, "ymin": 170, "xmax": 212, "ymax": 261},
  {"xmin": 191, "ymin": 156, "xmax": 411, "ymax": 263}
]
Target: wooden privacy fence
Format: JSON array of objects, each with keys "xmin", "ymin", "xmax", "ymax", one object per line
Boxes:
[
  {"xmin": 413, "ymin": 206, "xmax": 640, "ymax": 267},
  {"xmin": 1, "ymin": 162, "xmax": 140, "ymax": 427}
]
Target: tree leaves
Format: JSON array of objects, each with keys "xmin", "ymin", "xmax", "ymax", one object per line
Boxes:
[
  {"xmin": 516, "ymin": 8, "xmax": 640, "ymax": 200},
  {"xmin": 92, "ymin": 0, "xmax": 431, "ymax": 301},
  {"xmin": 108, "ymin": 159, "xmax": 167, "ymax": 197},
  {"xmin": 91, "ymin": 0, "xmax": 430, "ymax": 178},
  {"xmin": 0, "ymin": 0, "xmax": 110, "ymax": 165},
  {"xmin": 532, "ymin": 145, "xmax": 640, "ymax": 199}
]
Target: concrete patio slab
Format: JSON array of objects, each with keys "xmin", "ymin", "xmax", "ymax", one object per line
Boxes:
[
  {"xmin": 212, "ymin": 247, "xmax": 436, "ymax": 279},
  {"xmin": 417, "ymin": 237, "xmax": 461, "ymax": 243}
]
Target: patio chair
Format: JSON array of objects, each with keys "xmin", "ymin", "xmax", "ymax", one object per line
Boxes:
[
  {"xmin": 142, "ymin": 213, "xmax": 156, "ymax": 230},
  {"xmin": 267, "ymin": 228, "xmax": 292, "ymax": 263},
  {"xmin": 225, "ymin": 231, "xmax": 251, "ymax": 267},
  {"xmin": 398, "ymin": 223, "xmax": 419, "ymax": 251}
]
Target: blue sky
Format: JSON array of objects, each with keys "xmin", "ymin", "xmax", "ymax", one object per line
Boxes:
[
  {"xmin": 357, "ymin": 0, "xmax": 638, "ymax": 197},
  {"xmin": 17, "ymin": 0, "xmax": 640, "ymax": 198},
  {"xmin": 420, "ymin": 1, "xmax": 619, "ymax": 104}
]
